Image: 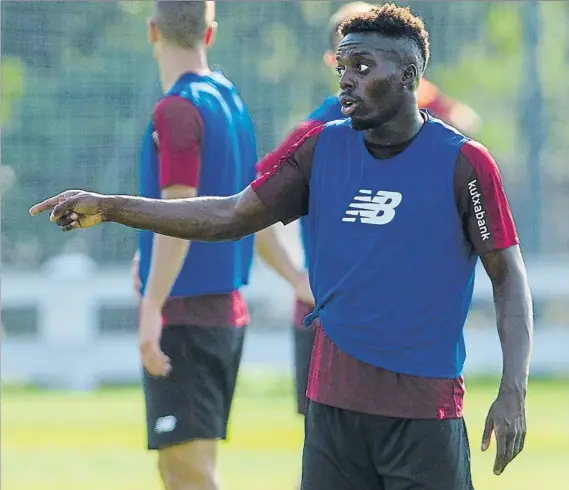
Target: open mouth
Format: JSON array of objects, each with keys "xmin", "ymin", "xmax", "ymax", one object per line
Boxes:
[{"xmin": 340, "ymin": 97, "xmax": 359, "ymax": 116}]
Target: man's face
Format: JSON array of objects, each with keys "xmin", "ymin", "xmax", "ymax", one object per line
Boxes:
[{"xmin": 336, "ymin": 32, "xmax": 408, "ymax": 131}]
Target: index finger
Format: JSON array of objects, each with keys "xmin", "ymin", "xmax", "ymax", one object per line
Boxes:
[
  {"xmin": 29, "ymin": 194, "xmax": 66, "ymax": 217},
  {"xmin": 493, "ymin": 428, "xmax": 508, "ymax": 475}
]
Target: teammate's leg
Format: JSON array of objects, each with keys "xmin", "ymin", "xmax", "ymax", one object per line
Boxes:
[
  {"xmin": 292, "ymin": 323, "xmax": 316, "ymax": 489},
  {"xmin": 222, "ymin": 325, "xmax": 246, "ymax": 436},
  {"xmin": 371, "ymin": 416, "xmax": 474, "ymax": 490},
  {"xmin": 293, "ymin": 324, "xmax": 316, "ymax": 414},
  {"xmin": 301, "ymin": 401, "xmax": 385, "ymax": 490},
  {"xmin": 158, "ymin": 440, "xmax": 220, "ymax": 490},
  {"xmin": 143, "ymin": 325, "xmax": 244, "ymax": 490}
]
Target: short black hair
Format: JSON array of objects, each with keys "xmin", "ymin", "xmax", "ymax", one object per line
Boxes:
[
  {"xmin": 339, "ymin": 3, "xmax": 430, "ymax": 75},
  {"xmin": 328, "ymin": 2, "xmax": 376, "ymax": 50},
  {"xmin": 154, "ymin": 0, "xmax": 215, "ymax": 48}
]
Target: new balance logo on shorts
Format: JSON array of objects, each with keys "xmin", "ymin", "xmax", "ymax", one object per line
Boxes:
[
  {"xmin": 154, "ymin": 415, "xmax": 176, "ymax": 433},
  {"xmin": 342, "ymin": 189, "xmax": 403, "ymax": 225}
]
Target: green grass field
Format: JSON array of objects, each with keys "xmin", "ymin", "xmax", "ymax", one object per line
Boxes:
[{"xmin": 2, "ymin": 374, "xmax": 568, "ymax": 490}]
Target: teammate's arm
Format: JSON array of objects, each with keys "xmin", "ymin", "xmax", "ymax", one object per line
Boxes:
[
  {"xmin": 139, "ymin": 96, "xmax": 202, "ymax": 376},
  {"xmin": 455, "ymin": 140, "xmax": 532, "ymax": 476},
  {"xmin": 132, "ymin": 249, "xmax": 141, "ymax": 298},
  {"xmin": 418, "ymin": 78, "xmax": 482, "ymax": 135},
  {"xmin": 29, "ymin": 128, "xmax": 322, "ymax": 243},
  {"xmin": 255, "ymin": 227, "xmax": 313, "ymax": 305},
  {"xmin": 254, "ymin": 120, "xmax": 322, "ymax": 305}
]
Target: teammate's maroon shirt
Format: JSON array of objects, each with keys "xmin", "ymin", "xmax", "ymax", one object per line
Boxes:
[
  {"xmin": 152, "ymin": 95, "xmax": 249, "ymax": 328},
  {"xmin": 251, "ymin": 125, "xmax": 518, "ymax": 418}
]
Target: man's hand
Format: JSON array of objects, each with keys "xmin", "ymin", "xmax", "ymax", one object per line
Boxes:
[
  {"xmin": 481, "ymin": 388, "xmax": 527, "ymax": 476},
  {"xmin": 132, "ymin": 251, "xmax": 142, "ymax": 300},
  {"xmin": 29, "ymin": 190, "xmax": 109, "ymax": 231},
  {"xmin": 139, "ymin": 301, "xmax": 171, "ymax": 377},
  {"xmin": 293, "ymin": 271, "xmax": 315, "ymax": 306}
]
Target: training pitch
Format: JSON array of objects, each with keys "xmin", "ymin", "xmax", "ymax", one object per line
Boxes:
[{"xmin": 2, "ymin": 374, "xmax": 568, "ymax": 490}]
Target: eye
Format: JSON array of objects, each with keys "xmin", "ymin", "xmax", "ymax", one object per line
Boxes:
[
  {"xmin": 356, "ymin": 63, "xmax": 370, "ymax": 74},
  {"xmin": 336, "ymin": 66, "xmax": 346, "ymax": 77}
]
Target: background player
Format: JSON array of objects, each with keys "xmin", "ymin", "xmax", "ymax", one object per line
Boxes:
[
  {"xmin": 31, "ymin": 4, "xmax": 532, "ymax": 489},
  {"xmin": 254, "ymin": 0, "xmax": 483, "ymax": 420},
  {"xmin": 130, "ymin": 2, "xmax": 257, "ymax": 489}
]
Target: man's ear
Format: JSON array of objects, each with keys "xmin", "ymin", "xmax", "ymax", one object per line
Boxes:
[
  {"xmin": 402, "ymin": 64, "xmax": 418, "ymax": 90},
  {"xmin": 147, "ymin": 17, "xmax": 159, "ymax": 45},
  {"xmin": 204, "ymin": 21, "xmax": 218, "ymax": 48}
]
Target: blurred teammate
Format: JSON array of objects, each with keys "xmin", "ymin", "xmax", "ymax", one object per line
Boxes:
[
  {"xmin": 129, "ymin": 2, "xmax": 256, "ymax": 489},
  {"xmin": 32, "ymin": 4, "xmax": 533, "ymax": 490},
  {"xmin": 255, "ymin": 0, "xmax": 482, "ymax": 420}
]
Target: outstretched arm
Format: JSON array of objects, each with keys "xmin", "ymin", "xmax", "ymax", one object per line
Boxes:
[
  {"xmin": 106, "ymin": 186, "xmax": 276, "ymax": 241},
  {"xmin": 30, "ymin": 187, "xmax": 276, "ymax": 242},
  {"xmin": 30, "ymin": 127, "xmax": 322, "ymax": 243}
]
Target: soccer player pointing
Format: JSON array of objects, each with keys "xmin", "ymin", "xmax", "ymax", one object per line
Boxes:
[
  {"xmin": 254, "ymin": 1, "xmax": 483, "ymax": 425},
  {"xmin": 32, "ymin": 5, "xmax": 532, "ymax": 490}
]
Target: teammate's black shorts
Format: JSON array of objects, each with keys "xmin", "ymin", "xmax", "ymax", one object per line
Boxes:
[
  {"xmin": 301, "ymin": 401, "xmax": 474, "ymax": 490},
  {"xmin": 293, "ymin": 324, "xmax": 316, "ymax": 415},
  {"xmin": 143, "ymin": 324, "xmax": 245, "ymax": 450}
]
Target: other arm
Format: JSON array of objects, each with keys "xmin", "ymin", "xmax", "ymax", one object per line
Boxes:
[
  {"xmin": 481, "ymin": 246, "xmax": 532, "ymax": 393},
  {"xmin": 255, "ymin": 226, "xmax": 314, "ymax": 305},
  {"xmin": 481, "ymin": 249, "xmax": 532, "ymax": 476},
  {"xmin": 255, "ymin": 226, "xmax": 303, "ymax": 286},
  {"xmin": 455, "ymin": 140, "xmax": 532, "ymax": 475},
  {"xmin": 142, "ymin": 96, "xmax": 202, "ymax": 311}
]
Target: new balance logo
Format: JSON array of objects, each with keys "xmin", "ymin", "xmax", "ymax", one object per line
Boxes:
[
  {"xmin": 467, "ymin": 180, "xmax": 491, "ymax": 241},
  {"xmin": 154, "ymin": 415, "xmax": 176, "ymax": 433},
  {"xmin": 152, "ymin": 130, "xmax": 159, "ymax": 149},
  {"xmin": 342, "ymin": 189, "xmax": 403, "ymax": 225}
]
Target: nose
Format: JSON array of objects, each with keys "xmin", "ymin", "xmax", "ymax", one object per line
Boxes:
[{"xmin": 339, "ymin": 70, "xmax": 355, "ymax": 91}]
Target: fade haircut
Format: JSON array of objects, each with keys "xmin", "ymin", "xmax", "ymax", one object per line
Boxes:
[
  {"xmin": 154, "ymin": 0, "xmax": 215, "ymax": 48},
  {"xmin": 328, "ymin": 2, "xmax": 376, "ymax": 50},
  {"xmin": 339, "ymin": 3, "xmax": 430, "ymax": 76}
]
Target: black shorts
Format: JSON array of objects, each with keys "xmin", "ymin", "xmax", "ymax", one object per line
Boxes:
[
  {"xmin": 293, "ymin": 324, "xmax": 316, "ymax": 415},
  {"xmin": 301, "ymin": 401, "xmax": 474, "ymax": 490},
  {"xmin": 143, "ymin": 324, "xmax": 246, "ymax": 450}
]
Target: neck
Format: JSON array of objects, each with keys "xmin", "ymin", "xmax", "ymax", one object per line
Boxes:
[
  {"xmin": 158, "ymin": 44, "xmax": 210, "ymax": 94},
  {"xmin": 363, "ymin": 101, "xmax": 424, "ymax": 147}
]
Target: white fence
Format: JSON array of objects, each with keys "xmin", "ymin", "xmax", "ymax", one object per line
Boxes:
[{"xmin": 2, "ymin": 251, "xmax": 569, "ymax": 390}]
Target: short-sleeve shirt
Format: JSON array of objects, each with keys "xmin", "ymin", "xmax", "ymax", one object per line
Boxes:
[
  {"xmin": 251, "ymin": 124, "xmax": 518, "ymax": 418},
  {"xmin": 151, "ymin": 95, "xmax": 248, "ymax": 328}
]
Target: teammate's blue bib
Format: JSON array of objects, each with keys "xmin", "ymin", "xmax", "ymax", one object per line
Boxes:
[{"xmin": 139, "ymin": 72, "xmax": 258, "ymax": 298}]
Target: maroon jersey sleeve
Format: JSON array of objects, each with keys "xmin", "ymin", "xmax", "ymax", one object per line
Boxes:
[
  {"xmin": 152, "ymin": 95, "xmax": 204, "ymax": 190},
  {"xmin": 454, "ymin": 140, "xmax": 519, "ymax": 255},
  {"xmin": 251, "ymin": 126, "xmax": 323, "ymax": 225},
  {"xmin": 256, "ymin": 120, "xmax": 325, "ymax": 176}
]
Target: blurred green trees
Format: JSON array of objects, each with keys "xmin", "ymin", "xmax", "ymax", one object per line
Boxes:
[{"xmin": 1, "ymin": 1, "xmax": 567, "ymax": 264}]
